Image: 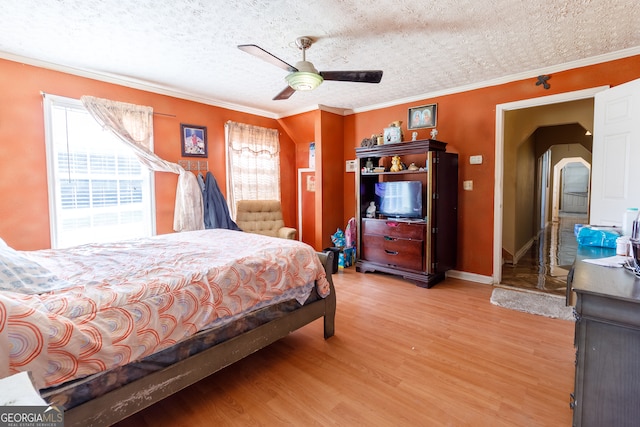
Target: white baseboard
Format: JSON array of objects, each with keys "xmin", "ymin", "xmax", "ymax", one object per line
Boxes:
[
  {"xmin": 446, "ymin": 270, "xmax": 494, "ymax": 285},
  {"xmin": 512, "ymin": 235, "xmax": 537, "ymax": 265}
]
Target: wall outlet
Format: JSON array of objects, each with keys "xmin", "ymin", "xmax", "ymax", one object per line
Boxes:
[
  {"xmin": 346, "ymin": 160, "xmax": 356, "ymax": 172},
  {"xmin": 463, "ymin": 180, "xmax": 473, "ymax": 190},
  {"xmin": 470, "ymin": 155, "xmax": 483, "ymax": 165}
]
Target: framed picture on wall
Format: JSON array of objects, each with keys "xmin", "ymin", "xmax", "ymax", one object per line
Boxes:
[
  {"xmin": 408, "ymin": 104, "xmax": 437, "ymax": 129},
  {"xmin": 180, "ymin": 124, "xmax": 208, "ymax": 158}
]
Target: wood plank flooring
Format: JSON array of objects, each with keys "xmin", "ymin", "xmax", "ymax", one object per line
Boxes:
[{"xmin": 114, "ymin": 269, "xmax": 575, "ymax": 427}]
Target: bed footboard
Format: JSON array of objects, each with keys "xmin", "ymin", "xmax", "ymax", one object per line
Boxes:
[
  {"xmin": 316, "ymin": 250, "xmax": 336, "ymax": 338},
  {"xmin": 63, "ymin": 251, "xmax": 336, "ymax": 427}
]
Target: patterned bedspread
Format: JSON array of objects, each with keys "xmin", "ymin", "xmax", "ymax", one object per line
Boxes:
[{"xmin": 0, "ymin": 229, "xmax": 329, "ymax": 389}]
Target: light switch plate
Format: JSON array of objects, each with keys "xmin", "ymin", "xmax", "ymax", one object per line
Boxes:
[
  {"xmin": 463, "ymin": 180, "xmax": 473, "ymax": 190},
  {"xmin": 470, "ymin": 155, "xmax": 483, "ymax": 165}
]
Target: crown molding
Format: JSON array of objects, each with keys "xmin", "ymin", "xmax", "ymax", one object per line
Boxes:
[
  {"xmin": 0, "ymin": 51, "xmax": 280, "ymax": 119},
  {"xmin": 3, "ymin": 46, "xmax": 639, "ymax": 120},
  {"xmin": 345, "ymin": 46, "xmax": 640, "ymax": 115}
]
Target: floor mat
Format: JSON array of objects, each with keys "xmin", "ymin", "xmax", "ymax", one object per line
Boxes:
[{"xmin": 490, "ymin": 287, "xmax": 575, "ymax": 321}]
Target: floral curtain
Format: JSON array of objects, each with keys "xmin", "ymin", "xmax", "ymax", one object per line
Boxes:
[
  {"xmin": 225, "ymin": 121, "xmax": 280, "ymax": 219},
  {"xmin": 80, "ymin": 96, "xmax": 203, "ymax": 232}
]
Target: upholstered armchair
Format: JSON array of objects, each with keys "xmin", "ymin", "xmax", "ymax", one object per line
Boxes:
[{"xmin": 235, "ymin": 200, "xmax": 297, "ymax": 240}]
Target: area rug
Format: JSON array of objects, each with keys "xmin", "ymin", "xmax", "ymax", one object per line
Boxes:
[{"xmin": 490, "ymin": 287, "xmax": 575, "ymax": 321}]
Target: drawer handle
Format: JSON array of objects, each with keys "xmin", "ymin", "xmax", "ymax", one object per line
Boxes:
[
  {"xmin": 384, "ymin": 236, "xmax": 397, "ymax": 241},
  {"xmin": 384, "ymin": 249, "xmax": 399, "ymax": 255},
  {"xmin": 569, "ymin": 392, "xmax": 576, "ymax": 410}
]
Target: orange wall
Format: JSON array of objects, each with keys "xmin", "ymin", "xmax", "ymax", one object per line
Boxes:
[
  {"xmin": 3, "ymin": 54, "xmax": 640, "ymax": 278},
  {"xmin": 318, "ymin": 110, "xmax": 345, "ymax": 249},
  {"xmin": 280, "ymin": 109, "xmax": 345, "ymax": 249},
  {"xmin": 278, "ymin": 110, "xmax": 317, "ymax": 246},
  {"xmin": 343, "ymin": 55, "xmax": 640, "ymax": 276},
  {"xmin": 0, "ymin": 58, "xmax": 297, "ymax": 250}
]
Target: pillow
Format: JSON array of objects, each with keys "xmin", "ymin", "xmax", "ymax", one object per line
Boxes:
[
  {"xmin": 0, "ymin": 237, "xmax": 7, "ymax": 249},
  {"xmin": 0, "ymin": 246, "xmax": 72, "ymax": 294}
]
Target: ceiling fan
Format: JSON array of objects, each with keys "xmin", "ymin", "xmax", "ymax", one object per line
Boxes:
[{"xmin": 238, "ymin": 36, "xmax": 383, "ymax": 100}]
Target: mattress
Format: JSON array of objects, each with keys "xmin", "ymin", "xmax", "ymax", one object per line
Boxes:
[
  {"xmin": 41, "ymin": 290, "xmax": 320, "ymax": 410},
  {"xmin": 0, "ymin": 229, "xmax": 330, "ymax": 390}
]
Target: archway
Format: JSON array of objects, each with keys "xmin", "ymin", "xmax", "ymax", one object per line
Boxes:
[{"xmin": 552, "ymin": 157, "xmax": 590, "ymax": 222}]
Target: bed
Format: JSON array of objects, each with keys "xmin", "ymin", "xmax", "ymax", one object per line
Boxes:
[{"xmin": 0, "ymin": 229, "xmax": 335, "ymax": 427}]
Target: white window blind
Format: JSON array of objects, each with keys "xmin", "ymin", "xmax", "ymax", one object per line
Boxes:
[{"xmin": 44, "ymin": 95, "xmax": 154, "ymax": 248}]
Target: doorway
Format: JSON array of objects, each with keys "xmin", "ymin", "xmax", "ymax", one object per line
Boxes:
[
  {"xmin": 493, "ymin": 87, "xmax": 608, "ymax": 289},
  {"xmin": 554, "ymin": 158, "xmax": 590, "ymax": 220},
  {"xmin": 501, "ymin": 142, "xmax": 591, "ymax": 295}
]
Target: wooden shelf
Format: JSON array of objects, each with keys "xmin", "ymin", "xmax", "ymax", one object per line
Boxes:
[
  {"xmin": 356, "ymin": 139, "xmax": 447, "ymax": 158},
  {"xmin": 362, "ymin": 170, "xmax": 427, "ymax": 176}
]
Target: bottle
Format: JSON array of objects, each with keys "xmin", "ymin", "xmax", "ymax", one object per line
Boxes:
[{"xmin": 623, "ymin": 208, "xmax": 639, "ymax": 236}]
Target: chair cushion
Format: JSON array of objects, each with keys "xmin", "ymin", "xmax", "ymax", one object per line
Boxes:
[{"xmin": 235, "ymin": 200, "xmax": 288, "ymax": 238}]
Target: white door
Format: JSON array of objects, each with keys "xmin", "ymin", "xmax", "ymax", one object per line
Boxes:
[
  {"xmin": 561, "ymin": 163, "xmax": 589, "ymax": 214},
  {"xmin": 590, "ymin": 78, "xmax": 640, "ymax": 226}
]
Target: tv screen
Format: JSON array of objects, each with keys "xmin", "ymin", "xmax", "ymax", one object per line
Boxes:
[{"xmin": 374, "ymin": 181, "xmax": 423, "ymax": 219}]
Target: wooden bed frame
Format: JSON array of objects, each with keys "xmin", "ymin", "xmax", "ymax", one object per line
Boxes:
[{"xmin": 62, "ymin": 251, "xmax": 336, "ymax": 427}]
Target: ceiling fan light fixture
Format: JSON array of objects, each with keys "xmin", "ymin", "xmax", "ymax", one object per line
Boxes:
[{"xmin": 286, "ymin": 71, "xmax": 323, "ymax": 91}]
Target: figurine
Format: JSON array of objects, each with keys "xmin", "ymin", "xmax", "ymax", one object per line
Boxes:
[
  {"xmin": 365, "ymin": 158, "xmax": 374, "ymax": 172},
  {"xmin": 407, "ymin": 162, "xmax": 419, "ymax": 171},
  {"xmin": 366, "ymin": 202, "xmax": 376, "ymax": 218},
  {"xmin": 430, "ymin": 128, "xmax": 439, "ymax": 139},
  {"xmin": 390, "ymin": 155, "xmax": 404, "ymax": 172},
  {"xmin": 361, "ymin": 137, "xmax": 375, "ymax": 148}
]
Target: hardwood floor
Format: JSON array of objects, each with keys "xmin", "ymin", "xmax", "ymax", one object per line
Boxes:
[{"xmin": 115, "ymin": 269, "xmax": 575, "ymax": 427}]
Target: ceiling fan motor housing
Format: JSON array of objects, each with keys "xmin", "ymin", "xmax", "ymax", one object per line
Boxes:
[{"xmin": 294, "ymin": 60, "xmax": 318, "ymax": 74}]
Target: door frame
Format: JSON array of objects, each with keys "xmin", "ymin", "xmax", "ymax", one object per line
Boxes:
[
  {"xmin": 297, "ymin": 168, "xmax": 314, "ymax": 242},
  {"xmin": 553, "ymin": 158, "xmax": 591, "ymax": 220},
  {"xmin": 493, "ymin": 86, "xmax": 608, "ymax": 284}
]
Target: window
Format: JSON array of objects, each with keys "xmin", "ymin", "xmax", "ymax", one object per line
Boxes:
[
  {"xmin": 225, "ymin": 121, "xmax": 280, "ymax": 219},
  {"xmin": 43, "ymin": 95, "xmax": 154, "ymax": 248}
]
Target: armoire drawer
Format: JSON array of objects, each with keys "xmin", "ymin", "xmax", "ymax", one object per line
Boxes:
[
  {"xmin": 362, "ymin": 219, "xmax": 425, "ymax": 240},
  {"xmin": 361, "ymin": 234, "xmax": 424, "ymax": 270}
]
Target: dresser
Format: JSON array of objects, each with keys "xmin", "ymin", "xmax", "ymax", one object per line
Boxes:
[{"xmin": 569, "ymin": 247, "xmax": 640, "ymax": 427}]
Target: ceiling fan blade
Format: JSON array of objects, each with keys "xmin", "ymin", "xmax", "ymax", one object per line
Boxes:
[
  {"xmin": 319, "ymin": 70, "xmax": 383, "ymax": 83},
  {"xmin": 273, "ymin": 86, "xmax": 296, "ymax": 100},
  {"xmin": 237, "ymin": 44, "xmax": 297, "ymax": 72}
]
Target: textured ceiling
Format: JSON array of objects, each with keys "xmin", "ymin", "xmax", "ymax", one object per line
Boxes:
[{"xmin": 1, "ymin": 0, "xmax": 639, "ymax": 118}]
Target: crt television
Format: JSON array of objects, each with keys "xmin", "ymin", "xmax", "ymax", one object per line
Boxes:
[{"xmin": 374, "ymin": 181, "xmax": 423, "ymax": 219}]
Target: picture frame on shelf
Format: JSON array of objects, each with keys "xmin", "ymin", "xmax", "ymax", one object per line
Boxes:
[
  {"xmin": 180, "ymin": 124, "xmax": 208, "ymax": 158},
  {"xmin": 383, "ymin": 126, "xmax": 402, "ymax": 144},
  {"xmin": 408, "ymin": 104, "xmax": 437, "ymax": 130}
]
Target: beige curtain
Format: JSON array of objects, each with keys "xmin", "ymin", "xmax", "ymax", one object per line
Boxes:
[
  {"xmin": 80, "ymin": 96, "xmax": 203, "ymax": 232},
  {"xmin": 225, "ymin": 121, "xmax": 280, "ymax": 219}
]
